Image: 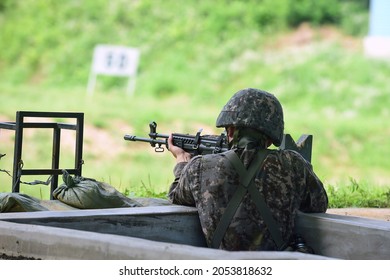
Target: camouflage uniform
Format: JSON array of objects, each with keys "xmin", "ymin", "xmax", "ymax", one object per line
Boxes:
[{"xmin": 168, "ymin": 88, "xmax": 328, "ymax": 251}]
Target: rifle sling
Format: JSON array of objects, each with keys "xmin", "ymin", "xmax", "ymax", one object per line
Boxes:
[{"xmin": 211, "ymin": 149, "xmax": 286, "ymax": 250}]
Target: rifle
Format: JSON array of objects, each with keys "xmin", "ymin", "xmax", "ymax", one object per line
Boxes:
[{"xmin": 124, "ymin": 121, "xmax": 229, "ymax": 156}]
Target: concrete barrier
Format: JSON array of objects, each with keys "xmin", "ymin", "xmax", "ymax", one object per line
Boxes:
[
  {"xmin": 0, "ymin": 220, "xmax": 329, "ymax": 260},
  {"xmin": 296, "ymin": 212, "xmax": 390, "ymax": 260},
  {"xmin": 0, "ymin": 206, "xmax": 207, "ymax": 247},
  {"xmin": 0, "ymin": 206, "xmax": 389, "ymax": 259}
]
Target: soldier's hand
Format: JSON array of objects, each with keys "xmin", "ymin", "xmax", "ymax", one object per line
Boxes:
[{"xmin": 168, "ymin": 134, "xmax": 192, "ymax": 163}]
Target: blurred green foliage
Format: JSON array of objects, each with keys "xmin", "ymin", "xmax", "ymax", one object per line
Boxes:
[
  {"xmin": 0, "ymin": 0, "xmax": 368, "ymax": 92},
  {"xmin": 287, "ymin": 0, "xmax": 341, "ymax": 26}
]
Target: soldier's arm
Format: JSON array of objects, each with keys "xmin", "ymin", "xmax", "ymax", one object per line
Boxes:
[
  {"xmin": 299, "ymin": 162, "xmax": 328, "ymax": 213},
  {"xmin": 168, "ymin": 156, "xmax": 202, "ymax": 206}
]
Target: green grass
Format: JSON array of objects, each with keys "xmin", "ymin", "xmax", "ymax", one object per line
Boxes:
[{"xmin": 326, "ymin": 179, "xmax": 390, "ymax": 208}]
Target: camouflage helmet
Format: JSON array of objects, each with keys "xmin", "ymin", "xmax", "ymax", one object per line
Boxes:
[{"xmin": 216, "ymin": 88, "xmax": 284, "ymax": 146}]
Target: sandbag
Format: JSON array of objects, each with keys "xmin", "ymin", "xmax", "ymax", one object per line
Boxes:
[
  {"xmin": 0, "ymin": 192, "xmax": 49, "ymax": 212},
  {"xmin": 53, "ymin": 170, "xmax": 142, "ymax": 209}
]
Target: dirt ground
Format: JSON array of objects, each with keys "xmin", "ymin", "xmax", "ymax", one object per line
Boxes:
[{"xmin": 326, "ymin": 208, "xmax": 390, "ymax": 221}]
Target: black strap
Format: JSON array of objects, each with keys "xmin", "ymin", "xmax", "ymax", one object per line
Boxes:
[
  {"xmin": 211, "ymin": 149, "xmax": 287, "ymax": 250},
  {"xmin": 247, "ymin": 180, "xmax": 286, "ymax": 249},
  {"xmin": 210, "ymin": 181, "xmax": 247, "ymax": 249}
]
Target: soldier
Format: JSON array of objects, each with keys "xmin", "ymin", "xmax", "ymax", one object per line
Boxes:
[{"xmin": 168, "ymin": 88, "xmax": 328, "ymax": 251}]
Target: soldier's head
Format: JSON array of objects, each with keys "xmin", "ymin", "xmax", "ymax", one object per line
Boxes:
[{"xmin": 216, "ymin": 88, "xmax": 284, "ymax": 147}]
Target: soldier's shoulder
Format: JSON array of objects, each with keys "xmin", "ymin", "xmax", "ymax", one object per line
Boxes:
[{"xmin": 270, "ymin": 149, "xmax": 308, "ymax": 163}]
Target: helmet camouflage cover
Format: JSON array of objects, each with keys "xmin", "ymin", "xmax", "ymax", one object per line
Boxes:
[{"xmin": 216, "ymin": 88, "xmax": 284, "ymax": 146}]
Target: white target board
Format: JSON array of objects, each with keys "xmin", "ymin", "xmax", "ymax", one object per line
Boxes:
[{"xmin": 87, "ymin": 44, "xmax": 140, "ymax": 96}]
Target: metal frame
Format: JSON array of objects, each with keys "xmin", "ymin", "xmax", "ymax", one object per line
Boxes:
[
  {"xmin": 0, "ymin": 111, "xmax": 84, "ymax": 199},
  {"xmin": 280, "ymin": 134, "xmax": 313, "ymax": 163}
]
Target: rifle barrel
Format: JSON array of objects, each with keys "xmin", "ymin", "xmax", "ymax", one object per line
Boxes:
[{"xmin": 124, "ymin": 135, "xmax": 167, "ymax": 146}]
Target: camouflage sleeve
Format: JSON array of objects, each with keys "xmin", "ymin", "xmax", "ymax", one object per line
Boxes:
[
  {"xmin": 168, "ymin": 156, "xmax": 202, "ymax": 206},
  {"xmin": 299, "ymin": 158, "xmax": 328, "ymax": 213}
]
